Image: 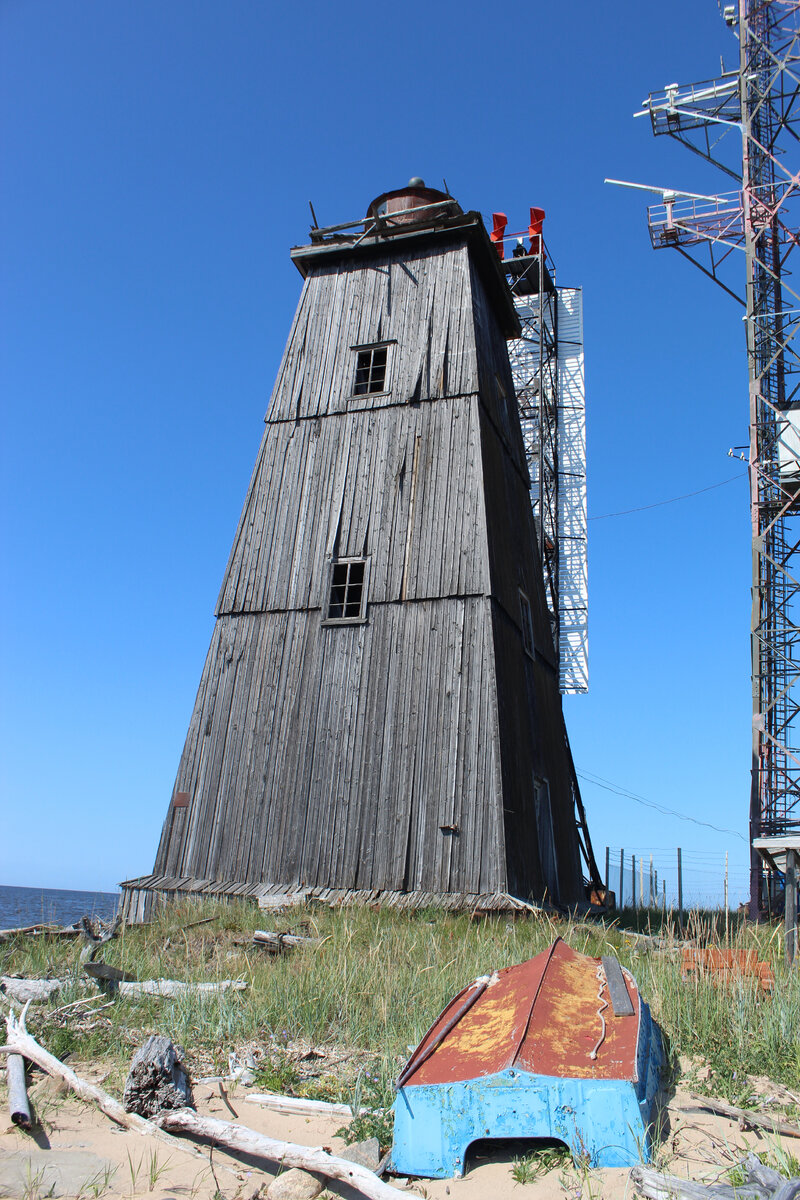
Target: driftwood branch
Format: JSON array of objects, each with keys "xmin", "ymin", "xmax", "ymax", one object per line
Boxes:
[
  {"xmin": 155, "ymin": 1108, "xmax": 403, "ymax": 1200},
  {"xmin": 7, "ymin": 1053, "xmax": 31, "ymax": 1130},
  {"xmin": 79, "ymin": 915, "xmax": 122, "ymax": 965},
  {"xmin": 691, "ymin": 1095, "xmax": 800, "ymax": 1139}
]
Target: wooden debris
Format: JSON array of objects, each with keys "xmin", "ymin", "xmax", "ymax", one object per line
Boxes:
[
  {"xmin": 252, "ymin": 930, "xmax": 322, "ymax": 953},
  {"xmin": 620, "ymin": 930, "xmax": 672, "ymax": 950},
  {"xmin": 601, "ymin": 955, "xmax": 635, "ymax": 1016},
  {"xmin": 0, "ymin": 1002, "xmax": 180, "ymax": 1147},
  {"xmin": 632, "ymin": 1164, "xmax": 766, "ymax": 1199},
  {"xmin": 123, "ymin": 1036, "xmax": 193, "ymax": 1118},
  {"xmin": 246, "ymin": 1092, "xmax": 354, "ymax": 1118},
  {"xmin": 83, "ymin": 962, "xmax": 136, "ymax": 985},
  {"xmin": 258, "ymin": 894, "xmax": 306, "ymax": 912},
  {"xmin": 744, "ymin": 1154, "xmax": 785, "ymax": 1192},
  {"xmin": 48, "ymin": 995, "xmax": 113, "ymax": 1021},
  {"xmin": 691, "ymin": 1094, "xmax": 800, "ymax": 1139},
  {"xmin": 7, "ymin": 1053, "xmax": 31, "ymax": 1130},
  {"xmin": 681, "ymin": 948, "xmax": 774, "ymax": 993},
  {"xmin": 155, "ymin": 1108, "xmax": 402, "ymax": 1200},
  {"xmin": 178, "ymin": 914, "xmax": 218, "ymax": 931}
]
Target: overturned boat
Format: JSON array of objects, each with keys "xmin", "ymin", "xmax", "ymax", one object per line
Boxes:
[{"xmin": 391, "ymin": 937, "xmax": 663, "ymax": 1175}]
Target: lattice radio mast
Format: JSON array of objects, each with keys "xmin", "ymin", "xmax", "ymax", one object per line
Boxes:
[{"xmin": 615, "ymin": 1, "xmax": 800, "ymax": 913}]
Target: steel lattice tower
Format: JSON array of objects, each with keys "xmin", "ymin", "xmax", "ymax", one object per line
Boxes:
[
  {"xmin": 506, "ymin": 247, "xmax": 561, "ymax": 650},
  {"xmin": 496, "ymin": 222, "xmax": 590, "ymax": 697},
  {"xmin": 630, "ymin": 0, "xmax": 800, "ymax": 913}
]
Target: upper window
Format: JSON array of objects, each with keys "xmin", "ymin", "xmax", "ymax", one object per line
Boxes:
[
  {"xmin": 325, "ymin": 558, "xmax": 369, "ymax": 623},
  {"xmin": 519, "ymin": 589, "xmax": 534, "ymax": 658},
  {"xmin": 353, "ymin": 344, "xmax": 389, "ymax": 395}
]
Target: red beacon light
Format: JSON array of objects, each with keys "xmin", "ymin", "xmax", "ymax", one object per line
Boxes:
[
  {"xmin": 490, "ymin": 208, "xmax": 546, "ymax": 260},
  {"xmin": 528, "ymin": 206, "xmax": 546, "ymax": 254},
  {"xmin": 490, "ymin": 212, "xmax": 508, "ymax": 259}
]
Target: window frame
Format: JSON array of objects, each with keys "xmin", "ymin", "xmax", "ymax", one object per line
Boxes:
[
  {"xmin": 322, "ymin": 556, "xmax": 371, "ymax": 626},
  {"xmin": 349, "ymin": 341, "xmax": 394, "ymax": 400},
  {"xmin": 519, "ymin": 588, "xmax": 535, "ymax": 658}
]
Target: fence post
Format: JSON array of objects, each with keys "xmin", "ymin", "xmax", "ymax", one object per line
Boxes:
[
  {"xmin": 619, "ymin": 849, "xmax": 624, "ymax": 910},
  {"xmin": 605, "ymin": 846, "xmax": 610, "ymax": 896},
  {"xmin": 650, "ymin": 855, "xmax": 654, "ymax": 907},
  {"xmin": 786, "ymin": 848, "xmax": 797, "ymax": 967},
  {"xmin": 677, "ymin": 847, "xmax": 683, "ymax": 931},
  {"xmin": 724, "ymin": 851, "xmax": 729, "ymax": 942},
  {"xmin": 632, "ymin": 855, "xmax": 637, "ymax": 909}
]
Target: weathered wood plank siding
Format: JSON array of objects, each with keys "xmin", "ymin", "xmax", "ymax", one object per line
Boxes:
[
  {"xmin": 152, "ymin": 210, "xmax": 586, "ymax": 904},
  {"xmin": 155, "ymin": 601, "xmax": 506, "ymax": 893},
  {"xmin": 216, "ymin": 395, "xmax": 489, "ymax": 615}
]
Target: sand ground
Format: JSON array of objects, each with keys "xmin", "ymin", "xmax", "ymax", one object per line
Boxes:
[{"xmin": 1, "ymin": 1062, "xmax": 792, "ymax": 1200}]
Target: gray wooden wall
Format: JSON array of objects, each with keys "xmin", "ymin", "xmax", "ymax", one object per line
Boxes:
[{"xmin": 154, "ymin": 229, "xmax": 585, "ymax": 904}]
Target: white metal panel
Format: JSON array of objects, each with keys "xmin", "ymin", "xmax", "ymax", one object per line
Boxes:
[
  {"xmin": 557, "ymin": 287, "xmax": 589, "ymax": 694},
  {"xmin": 778, "ymin": 407, "xmax": 800, "ymax": 481}
]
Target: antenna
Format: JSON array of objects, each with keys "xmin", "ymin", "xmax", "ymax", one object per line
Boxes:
[
  {"xmin": 605, "ymin": 179, "xmax": 726, "ymax": 202},
  {"xmin": 617, "ymin": 0, "xmax": 800, "ymax": 918}
]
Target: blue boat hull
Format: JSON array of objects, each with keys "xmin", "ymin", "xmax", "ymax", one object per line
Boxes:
[{"xmin": 390, "ymin": 999, "xmax": 663, "ymax": 1176}]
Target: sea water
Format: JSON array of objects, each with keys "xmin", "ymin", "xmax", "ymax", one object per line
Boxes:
[{"xmin": 0, "ymin": 884, "xmax": 119, "ymax": 929}]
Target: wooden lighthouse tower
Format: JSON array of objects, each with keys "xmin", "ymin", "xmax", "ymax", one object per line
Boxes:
[{"xmin": 121, "ymin": 183, "xmax": 597, "ymax": 920}]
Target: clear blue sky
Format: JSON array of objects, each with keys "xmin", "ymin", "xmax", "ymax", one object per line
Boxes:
[{"xmin": 1, "ymin": 0, "xmax": 752, "ymax": 903}]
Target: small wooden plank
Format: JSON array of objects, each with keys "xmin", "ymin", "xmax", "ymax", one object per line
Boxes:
[{"xmin": 601, "ymin": 955, "xmax": 635, "ymax": 1017}]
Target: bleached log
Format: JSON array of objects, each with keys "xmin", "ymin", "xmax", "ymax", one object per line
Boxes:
[
  {"xmin": 155, "ymin": 1108, "xmax": 401, "ymax": 1200},
  {"xmin": 7, "ymin": 1053, "xmax": 31, "ymax": 1129},
  {"xmin": 0, "ymin": 924, "xmax": 78, "ymax": 939},
  {"xmin": 117, "ymin": 979, "xmax": 247, "ymax": 998},
  {"xmin": 1, "ymin": 977, "xmax": 68, "ymax": 1004},
  {"xmin": 1, "ymin": 976, "xmax": 246, "ymax": 1004},
  {"xmin": 246, "ymin": 1092, "xmax": 354, "ymax": 1118}
]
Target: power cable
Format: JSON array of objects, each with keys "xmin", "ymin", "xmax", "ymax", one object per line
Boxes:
[
  {"xmin": 589, "ymin": 471, "xmax": 747, "ymax": 521},
  {"xmin": 576, "ymin": 768, "xmax": 747, "ymax": 841}
]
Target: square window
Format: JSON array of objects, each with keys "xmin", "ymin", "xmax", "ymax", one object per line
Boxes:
[
  {"xmin": 519, "ymin": 589, "xmax": 534, "ymax": 658},
  {"xmin": 325, "ymin": 558, "xmax": 369, "ymax": 623},
  {"xmin": 352, "ymin": 344, "xmax": 390, "ymax": 396}
]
